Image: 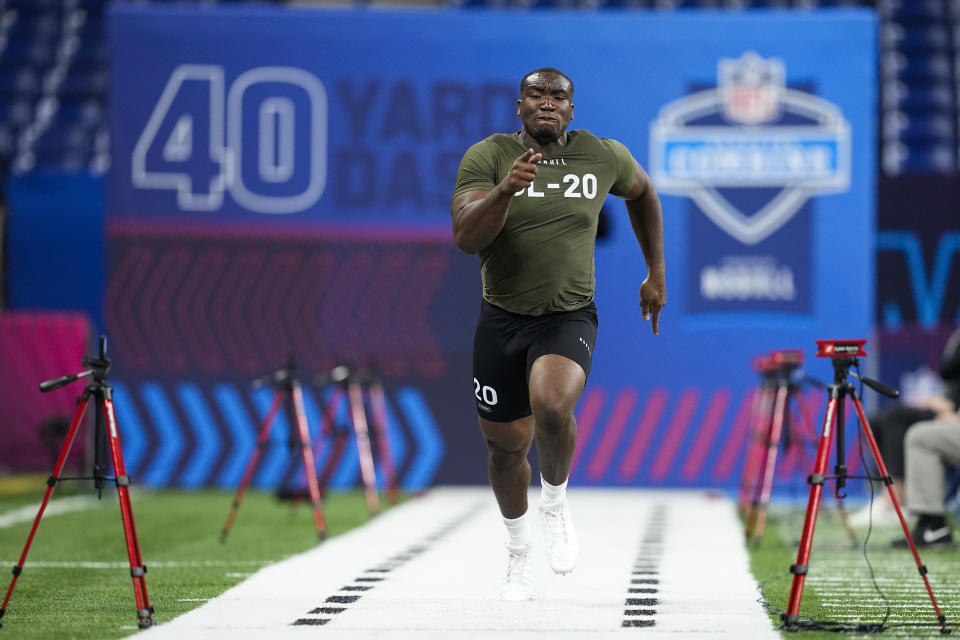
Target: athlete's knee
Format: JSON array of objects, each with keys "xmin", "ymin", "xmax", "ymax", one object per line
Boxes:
[
  {"xmin": 530, "ymin": 395, "xmax": 574, "ymax": 433},
  {"xmin": 487, "ymin": 438, "xmax": 530, "ymax": 472}
]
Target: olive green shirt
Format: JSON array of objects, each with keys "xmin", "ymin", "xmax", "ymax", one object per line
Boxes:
[{"xmin": 453, "ymin": 130, "xmax": 636, "ymax": 316}]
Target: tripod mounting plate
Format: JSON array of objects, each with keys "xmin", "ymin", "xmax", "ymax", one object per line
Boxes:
[
  {"xmin": 816, "ymin": 339, "xmax": 867, "ymax": 358},
  {"xmin": 771, "ymin": 349, "xmax": 804, "ymax": 367}
]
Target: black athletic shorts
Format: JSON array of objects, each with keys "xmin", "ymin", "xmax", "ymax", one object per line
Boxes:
[{"xmin": 472, "ymin": 299, "xmax": 598, "ymax": 422}]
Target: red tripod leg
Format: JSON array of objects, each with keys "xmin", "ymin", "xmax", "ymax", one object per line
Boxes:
[
  {"xmin": 0, "ymin": 397, "xmax": 90, "ymax": 627},
  {"xmin": 221, "ymin": 390, "xmax": 285, "ymax": 542},
  {"xmin": 740, "ymin": 386, "xmax": 770, "ymax": 517},
  {"xmin": 347, "ymin": 380, "xmax": 380, "ymax": 514},
  {"xmin": 367, "ymin": 381, "xmax": 398, "ymax": 503},
  {"xmin": 316, "ymin": 388, "xmax": 346, "ymax": 498},
  {"xmin": 750, "ymin": 384, "xmax": 789, "ymax": 542},
  {"xmin": 784, "ymin": 392, "xmax": 839, "ymax": 626},
  {"xmin": 291, "ymin": 381, "xmax": 327, "ymax": 540},
  {"xmin": 790, "ymin": 390, "xmax": 857, "ymax": 547},
  {"xmin": 850, "ymin": 397, "xmax": 949, "ymax": 632},
  {"xmin": 102, "ymin": 394, "xmax": 154, "ymax": 628}
]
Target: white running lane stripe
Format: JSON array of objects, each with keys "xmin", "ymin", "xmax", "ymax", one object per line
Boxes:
[
  {"xmin": 0, "ymin": 561, "xmax": 274, "ymax": 569},
  {"xmin": 139, "ymin": 488, "xmax": 778, "ymax": 639},
  {"xmin": 0, "ymin": 495, "xmax": 98, "ymax": 529}
]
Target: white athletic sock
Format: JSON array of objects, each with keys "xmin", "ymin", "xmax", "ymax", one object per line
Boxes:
[
  {"xmin": 503, "ymin": 512, "xmax": 531, "ymax": 549},
  {"xmin": 540, "ymin": 475, "xmax": 568, "ymax": 507}
]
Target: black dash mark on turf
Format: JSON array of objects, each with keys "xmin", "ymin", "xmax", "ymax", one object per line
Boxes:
[
  {"xmin": 621, "ymin": 504, "xmax": 666, "ymax": 629},
  {"xmin": 622, "ymin": 620, "xmax": 656, "ymax": 628},
  {"xmin": 289, "ymin": 500, "xmax": 484, "ymax": 628},
  {"xmin": 326, "ymin": 595, "xmax": 361, "ymax": 604}
]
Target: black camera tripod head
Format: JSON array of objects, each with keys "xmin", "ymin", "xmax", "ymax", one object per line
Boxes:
[
  {"xmin": 39, "ymin": 336, "xmax": 111, "ymax": 393},
  {"xmin": 816, "ymin": 339, "xmax": 899, "ymax": 399}
]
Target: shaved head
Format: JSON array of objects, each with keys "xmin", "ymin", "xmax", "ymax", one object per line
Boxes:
[{"xmin": 521, "ymin": 68, "xmax": 574, "ymax": 97}]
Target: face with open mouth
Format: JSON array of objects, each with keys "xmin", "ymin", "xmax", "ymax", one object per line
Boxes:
[{"xmin": 517, "ymin": 71, "xmax": 574, "ymax": 146}]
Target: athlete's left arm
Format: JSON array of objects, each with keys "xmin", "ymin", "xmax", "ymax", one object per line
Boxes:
[{"xmin": 623, "ymin": 160, "xmax": 666, "ymax": 336}]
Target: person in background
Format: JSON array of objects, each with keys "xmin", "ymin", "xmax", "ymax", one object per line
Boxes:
[
  {"xmin": 850, "ymin": 328, "xmax": 960, "ymax": 527},
  {"xmin": 891, "ymin": 329, "xmax": 960, "ymax": 549}
]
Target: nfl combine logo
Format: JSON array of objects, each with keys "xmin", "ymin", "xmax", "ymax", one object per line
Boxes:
[{"xmin": 649, "ymin": 51, "xmax": 851, "ymax": 247}]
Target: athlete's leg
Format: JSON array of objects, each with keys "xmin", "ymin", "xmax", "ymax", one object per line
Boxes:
[
  {"xmin": 528, "ymin": 354, "xmax": 586, "ymax": 485},
  {"xmin": 479, "ymin": 416, "xmax": 535, "ymax": 518},
  {"xmin": 480, "ymin": 415, "xmax": 537, "ymax": 600},
  {"xmin": 528, "ymin": 354, "xmax": 586, "ymax": 575}
]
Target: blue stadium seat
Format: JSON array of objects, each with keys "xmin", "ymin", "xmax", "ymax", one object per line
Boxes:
[
  {"xmin": 600, "ymin": 0, "xmax": 653, "ymax": 7},
  {"xmin": 883, "ymin": 139, "xmax": 956, "ymax": 172},
  {"xmin": 898, "ymin": 146, "xmax": 956, "ymax": 172},
  {"xmin": 0, "ymin": 97, "xmax": 33, "ymax": 129},
  {"xmin": 5, "ymin": 12, "xmax": 62, "ymax": 41},
  {"xmin": 884, "ymin": 81, "xmax": 954, "ymax": 112},
  {"xmin": 76, "ymin": 0, "xmax": 111, "ymax": 13},
  {"xmin": 72, "ymin": 35, "xmax": 108, "ymax": 66},
  {"xmin": 55, "ymin": 97, "xmax": 105, "ymax": 128},
  {"xmin": 883, "ymin": 51, "xmax": 951, "ymax": 82},
  {"xmin": 882, "ymin": 0, "xmax": 945, "ymax": 24},
  {"xmin": 27, "ymin": 122, "xmax": 96, "ymax": 172},
  {"xmin": 0, "ymin": 37, "xmax": 58, "ymax": 67},
  {"xmin": 0, "ymin": 124, "xmax": 15, "ymax": 161},
  {"xmin": 30, "ymin": 145, "xmax": 93, "ymax": 171},
  {"xmin": 889, "ymin": 113, "xmax": 954, "ymax": 144},
  {"xmin": 0, "ymin": 63, "xmax": 41, "ymax": 98},
  {"xmin": 57, "ymin": 67, "xmax": 108, "ymax": 98},
  {"xmin": 3, "ymin": 0, "xmax": 67, "ymax": 14},
  {"xmin": 883, "ymin": 24, "xmax": 949, "ymax": 54},
  {"xmin": 814, "ymin": 0, "xmax": 861, "ymax": 6}
]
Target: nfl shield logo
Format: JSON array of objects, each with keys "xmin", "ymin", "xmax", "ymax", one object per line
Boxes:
[
  {"xmin": 648, "ymin": 50, "xmax": 850, "ymax": 246},
  {"xmin": 720, "ymin": 52, "xmax": 784, "ymax": 125}
]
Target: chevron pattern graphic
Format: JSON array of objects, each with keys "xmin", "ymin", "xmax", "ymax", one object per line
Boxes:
[
  {"xmin": 105, "ymin": 227, "xmax": 477, "ymax": 380},
  {"xmin": 110, "ymin": 381, "xmax": 443, "ymax": 491}
]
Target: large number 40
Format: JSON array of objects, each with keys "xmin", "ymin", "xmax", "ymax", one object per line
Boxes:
[{"xmin": 132, "ymin": 65, "xmax": 327, "ymax": 214}]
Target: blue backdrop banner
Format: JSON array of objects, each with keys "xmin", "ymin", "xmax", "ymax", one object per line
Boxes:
[{"xmin": 108, "ymin": 5, "xmax": 875, "ymax": 490}]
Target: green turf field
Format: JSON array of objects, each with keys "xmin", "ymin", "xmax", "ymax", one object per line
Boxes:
[
  {"xmin": 747, "ymin": 502, "xmax": 960, "ymax": 639},
  {"xmin": 4, "ymin": 478, "xmax": 958, "ymax": 640},
  {"xmin": 0, "ymin": 478, "xmax": 380, "ymax": 639}
]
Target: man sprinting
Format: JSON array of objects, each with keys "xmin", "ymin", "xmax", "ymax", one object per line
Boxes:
[{"xmin": 450, "ymin": 67, "xmax": 666, "ymax": 601}]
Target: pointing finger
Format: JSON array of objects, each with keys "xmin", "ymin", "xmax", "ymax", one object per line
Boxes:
[
  {"xmin": 521, "ymin": 148, "xmax": 535, "ymax": 161},
  {"xmin": 530, "ymin": 153, "xmax": 542, "ymax": 164},
  {"xmin": 651, "ymin": 306, "xmax": 661, "ymax": 336}
]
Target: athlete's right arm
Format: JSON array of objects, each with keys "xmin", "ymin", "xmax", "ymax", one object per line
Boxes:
[{"xmin": 450, "ymin": 148, "xmax": 542, "ymax": 254}]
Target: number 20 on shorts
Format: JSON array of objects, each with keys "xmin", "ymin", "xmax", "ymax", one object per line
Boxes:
[{"xmin": 473, "ymin": 379, "xmax": 499, "ymax": 406}]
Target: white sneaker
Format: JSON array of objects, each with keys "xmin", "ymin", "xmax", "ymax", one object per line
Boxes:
[
  {"xmin": 500, "ymin": 543, "xmax": 534, "ymax": 601},
  {"xmin": 539, "ymin": 500, "xmax": 579, "ymax": 575},
  {"xmin": 847, "ymin": 498, "xmax": 902, "ymax": 528}
]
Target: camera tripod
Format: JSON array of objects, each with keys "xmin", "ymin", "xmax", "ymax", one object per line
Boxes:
[
  {"xmin": 221, "ymin": 356, "xmax": 327, "ymax": 542},
  {"xmin": 0, "ymin": 337, "xmax": 154, "ymax": 630},
  {"xmin": 315, "ymin": 364, "xmax": 398, "ymax": 514},
  {"xmin": 782, "ymin": 340, "xmax": 949, "ymax": 634},
  {"xmin": 741, "ymin": 350, "xmax": 812, "ymax": 541},
  {"xmin": 741, "ymin": 350, "xmax": 855, "ymax": 545}
]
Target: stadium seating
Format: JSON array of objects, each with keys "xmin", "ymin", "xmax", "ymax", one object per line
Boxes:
[{"xmin": 0, "ymin": 0, "xmax": 956, "ymax": 175}]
